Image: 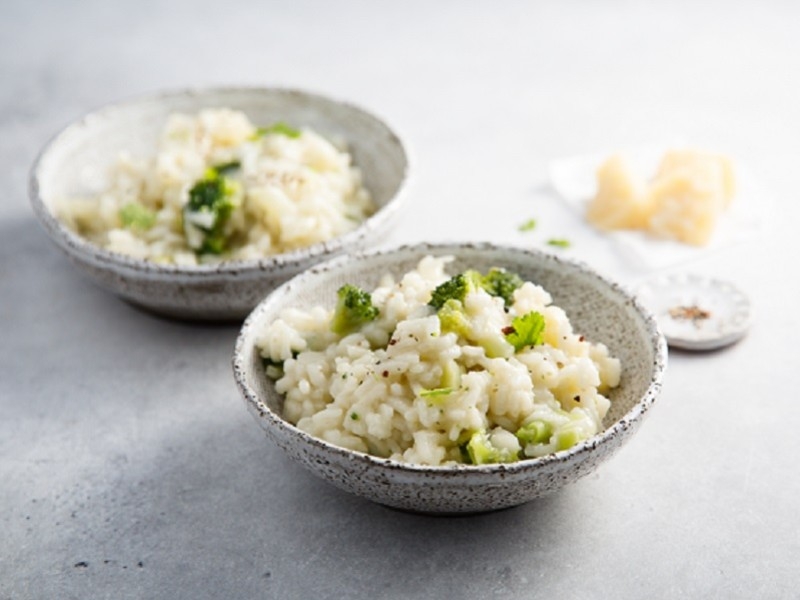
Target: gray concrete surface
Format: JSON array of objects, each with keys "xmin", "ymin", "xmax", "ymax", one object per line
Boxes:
[{"xmin": 2, "ymin": 1, "xmax": 799, "ymax": 598}]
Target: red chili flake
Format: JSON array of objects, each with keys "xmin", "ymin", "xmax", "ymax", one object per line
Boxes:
[
  {"xmin": 579, "ymin": 335, "xmax": 585, "ymax": 342},
  {"xmin": 501, "ymin": 326, "xmax": 516, "ymax": 335},
  {"xmin": 388, "ymin": 339, "xmax": 397, "ymax": 346},
  {"xmin": 382, "ymin": 370, "xmax": 389, "ymax": 378}
]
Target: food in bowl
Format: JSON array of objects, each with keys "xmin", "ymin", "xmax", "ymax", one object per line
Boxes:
[
  {"xmin": 587, "ymin": 149, "xmax": 735, "ymax": 246},
  {"xmin": 255, "ymin": 255, "xmax": 621, "ymax": 466},
  {"xmin": 55, "ymin": 108, "xmax": 374, "ymax": 265}
]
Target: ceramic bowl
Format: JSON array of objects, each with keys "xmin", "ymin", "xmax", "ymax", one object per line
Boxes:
[
  {"xmin": 29, "ymin": 87, "xmax": 409, "ymax": 320},
  {"xmin": 233, "ymin": 242, "xmax": 668, "ymax": 514}
]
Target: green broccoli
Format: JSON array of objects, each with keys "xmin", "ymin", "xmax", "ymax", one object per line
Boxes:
[
  {"xmin": 555, "ymin": 427, "xmax": 582, "ymax": 451},
  {"xmin": 516, "ymin": 420, "xmax": 553, "ymax": 446},
  {"xmin": 437, "ymin": 298, "xmax": 471, "ymax": 338},
  {"xmin": 119, "ymin": 202, "xmax": 156, "ymax": 231},
  {"xmin": 465, "ymin": 430, "xmax": 519, "ymax": 465},
  {"xmin": 504, "ymin": 310, "xmax": 546, "ymax": 352},
  {"xmin": 481, "ymin": 268, "xmax": 523, "ymax": 307},
  {"xmin": 429, "ymin": 268, "xmax": 523, "ymax": 310},
  {"xmin": 331, "ymin": 284, "xmax": 380, "ymax": 335},
  {"xmin": 212, "ymin": 160, "xmax": 241, "ymax": 175},
  {"xmin": 183, "ymin": 168, "xmax": 240, "ymax": 255},
  {"xmin": 428, "ymin": 272, "xmax": 482, "ymax": 309}
]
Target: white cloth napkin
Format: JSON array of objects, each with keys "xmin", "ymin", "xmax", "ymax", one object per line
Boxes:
[{"xmin": 547, "ymin": 145, "xmax": 765, "ymax": 271}]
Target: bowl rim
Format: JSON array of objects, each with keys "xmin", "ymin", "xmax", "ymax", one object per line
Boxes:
[
  {"xmin": 232, "ymin": 241, "xmax": 668, "ymax": 478},
  {"xmin": 28, "ymin": 85, "xmax": 411, "ymax": 279}
]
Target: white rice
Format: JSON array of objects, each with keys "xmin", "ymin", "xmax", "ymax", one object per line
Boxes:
[
  {"xmin": 56, "ymin": 108, "xmax": 373, "ymax": 265},
  {"xmin": 256, "ymin": 256, "xmax": 622, "ymax": 466}
]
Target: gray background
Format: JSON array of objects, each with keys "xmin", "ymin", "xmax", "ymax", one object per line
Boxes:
[{"xmin": 2, "ymin": 1, "xmax": 799, "ymax": 598}]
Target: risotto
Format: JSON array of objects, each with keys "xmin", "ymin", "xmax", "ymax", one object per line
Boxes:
[
  {"xmin": 256, "ymin": 256, "xmax": 621, "ymax": 466},
  {"xmin": 56, "ymin": 109, "xmax": 373, "ymax": 265}
]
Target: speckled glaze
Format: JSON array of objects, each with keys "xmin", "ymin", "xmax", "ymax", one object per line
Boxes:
[
  {"xmin": 29, "ymin": 87, "xmax": 410, "ymax": 320},
  {"xmin": 233, "ymin": 242, "xmax": 668, "ymax": 514}
]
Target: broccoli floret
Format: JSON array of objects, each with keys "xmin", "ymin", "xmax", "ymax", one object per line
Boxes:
[
  {"xmin": 466, "ymin": 431, "xmax": 496, "ymax": 465},
  {"xmin": 212, "ymin": 160, "xmax": 241, "ymax": 175},
  {"xmin": 437, "ymin": 298, "xmax": 471, "ymax": 338},
  {"xmin": 465, "ymin": 430, "xmax": 519, "ymax": 465},
  {"xmin": 481, "ymin": 268, "xmax": 523, "ymax": 307},
  {"xmin": 430, "ymin": 268, "xmax": 523, "ymax": 310},
  {"xmin": 428, "ymin": 272, "xmax": 481, "ymax": 309},
  {"xmin": 516, "ymin": 420, "xmax": 553, "ymax": 446},
  {"xmin": 331, "ymin": 284, "xmax": 380, "ymax": 335},
  {"xmin": 183, "ymin": 169, "xmax": 240, "ymax": 255},
  {"xmin": 555, "ymin": 427, "xmax": 582, "ymax": 451},
  {"xmin": 430, "ymin": 270, "xmax": 524, "ymax": 358},
  {"xmin": 119, "ymin": 202, "xmax": 156, "ymax": 231},
  {"xmin": 504, "ymin": 311, "xmax": 546, "ymax": 352}
]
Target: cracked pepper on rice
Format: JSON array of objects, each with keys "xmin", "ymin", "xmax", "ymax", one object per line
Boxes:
[
  {"xmin": 56, "ymin": 109, "xmax": 373, "ymax": 265},
  {"xmin": 256, "ymin": 256, "xmax": 621, "ymax": 466}
]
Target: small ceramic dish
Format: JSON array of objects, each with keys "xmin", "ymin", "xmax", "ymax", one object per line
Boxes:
[
  {"xmin": 635, "ymin": 273, "xmax": 752, "ymax": 351},
  {"xmin": 233, "ymin": 242, "xmax": 668, "ymax": 514},
  {"xmin": 29, "ymin": 87, "xmax": 409, "ymax": 320}
]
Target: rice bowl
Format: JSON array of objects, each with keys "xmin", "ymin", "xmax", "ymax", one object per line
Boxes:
[
  {"xmin": 233, "ymin": 242, "xmax": 667, "ymax": 513},
  {"xmin": 29, "ymin": 87, "xmax": 409, "ymax": 320}
]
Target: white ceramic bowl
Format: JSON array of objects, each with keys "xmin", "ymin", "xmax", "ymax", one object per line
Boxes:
[
  {"xmin": 233, "ymin": 242, "xmax": 668, "ymax": 514},
  {"xmin": 29, "ymin": 87, "xmax": 409, "ymax": 320}
]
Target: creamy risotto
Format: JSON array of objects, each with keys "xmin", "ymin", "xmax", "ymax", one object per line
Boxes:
[
  {"xmin": 56, "ymin": 109, "xmax": 373, "ymax": 265},
  {"xmin": 256, "ymin": 256, "xmax": 621, "ymax": 466}
]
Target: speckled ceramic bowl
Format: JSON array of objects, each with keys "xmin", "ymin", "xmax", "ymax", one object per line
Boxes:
[
  {"xmin": 29, "ymin": 87, "xmax": 409, "ymax": 320},
  {"xmin": 233, "ymin": 242, "xmax": 668, "ymax": 514}
]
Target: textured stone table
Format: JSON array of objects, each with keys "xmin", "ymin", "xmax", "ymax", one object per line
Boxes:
[{"xmin": 2, "ymin": 1, "xmax": 799, "ymax": 597}]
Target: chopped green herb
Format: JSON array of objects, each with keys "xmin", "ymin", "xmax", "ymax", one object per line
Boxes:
[
  {"xmin": 504, "ymin": 311, "xmax": 546, "ymax": 352},
  {"xmin": 350, "ymin": 412, "xmax": 359, "ymax": 421},
  {"xmin": 518, "ymin": 218, "xmax": 537, "ymax": 232},
  {"xmin": 253, "ymin": 122, "xmax": 302, "ymax": 139},
  {"xmin": 547, "ymin": 238, "xmax": 571, "ymax": 248},
  {"xmin": 419, "ymin": 387, "xmax": 453, "ymax": 398},
  {"xmin": 119, "ymin": 202, "xmax": 156, "ymax": 231}
]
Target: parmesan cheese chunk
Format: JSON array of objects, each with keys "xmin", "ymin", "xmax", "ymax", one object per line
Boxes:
[
  {"xmin": 586, "ymin": 155, "xmax": 651, "ymax": 230},
  {"xmin": 586, "ymin": 149, "xmax": 736, "ymax": 246}
]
